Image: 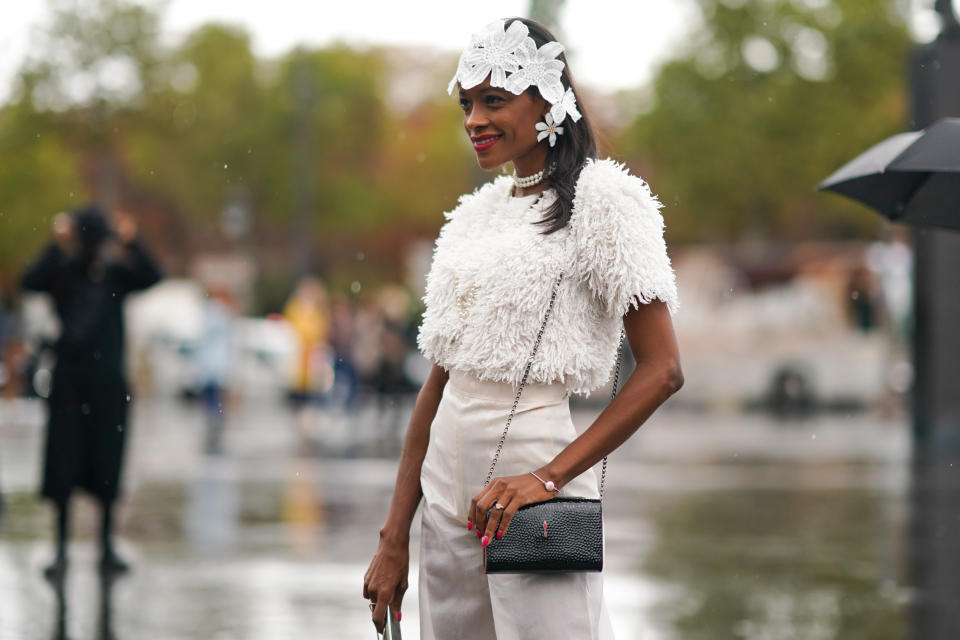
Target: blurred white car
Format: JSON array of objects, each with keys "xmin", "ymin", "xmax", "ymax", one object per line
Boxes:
[{"xmin": 127, "ymin": 279, "xmax": 298, "ymax": 399}]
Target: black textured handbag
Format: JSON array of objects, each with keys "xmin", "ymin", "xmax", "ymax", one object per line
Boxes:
[{"xmin": 482, "ymin": 271, "xmax": 623, "ymax": 574}]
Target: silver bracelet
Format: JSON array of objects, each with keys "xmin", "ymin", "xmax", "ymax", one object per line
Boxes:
[{"xmin": 530, "ymin": 471, "xmax": 560, "ymax": 493}]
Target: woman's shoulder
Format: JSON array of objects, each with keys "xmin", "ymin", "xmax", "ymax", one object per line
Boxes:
[
  {"xmin": 443, "ymin": 174, "xmax": 513, "ymax": 222},
  {"xmin": 570, "ymin": 157, "xmax": 677, "ymax": 316},
  {"xmin": 573, "ymin": 158, "xmax": 662, "ymax": 218}
]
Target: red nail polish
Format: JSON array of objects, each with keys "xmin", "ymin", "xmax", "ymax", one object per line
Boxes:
[
  {"xmin": 397, "ymin": 611, "xmax": 402, "ymax": 622},
  {"xmin": 481, "ymin": 535, "xmax": 490, "ymax": 548},
  {"xmin": 467, "ymin": 521, "xmax": 473, "ymax": 531},
  {"xmin": 476, "ymin": 529, "xmax": 481, "ymax": 539},
  {"xmin": 496, "ymin": 530, "xmax": 503, "ymax": 540}
]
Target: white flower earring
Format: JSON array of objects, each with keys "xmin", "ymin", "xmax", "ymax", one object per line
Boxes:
[{"xmin": 535, "ymin": 113, "xmax": 564, "ymax": 147}]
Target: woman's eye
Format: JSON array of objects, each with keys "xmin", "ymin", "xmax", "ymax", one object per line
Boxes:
[
  {"xmin": 485, "ymin": 95, "xmax": 504, "ymax": 105},
  {"xmin": 459, "ymin": 99, "xmax": 470, "ymax": 111}
]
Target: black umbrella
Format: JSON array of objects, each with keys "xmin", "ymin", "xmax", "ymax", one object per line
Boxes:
[{"xmin": 818, "ymin": 117, "xmax": 960, "ymax": 231}]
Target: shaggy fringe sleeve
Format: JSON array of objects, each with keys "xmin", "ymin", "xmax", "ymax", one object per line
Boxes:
[
  {"xmin": 416, "ymin": 247, "xmax": 455, "ymax": 365},
  {"xmin": 416, "ymin": 215, "xmax": 460, "ymax": 365},
  {"xmin": 571, "ymin": 159, "xmax": 679, "ymax": 317},
  {"xmin": 415, "ymin": 178, "xmax": 507, "ymax": 364}
]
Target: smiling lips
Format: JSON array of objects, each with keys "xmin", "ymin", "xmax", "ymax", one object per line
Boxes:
[{"xmin": 471, "ymin": 134, "xmax": 502, "ymax": 151}]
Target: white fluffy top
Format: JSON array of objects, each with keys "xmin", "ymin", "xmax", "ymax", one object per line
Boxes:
[{"xmin": 417, "ymin": 158, "xmax": 678, "ymax": 395}]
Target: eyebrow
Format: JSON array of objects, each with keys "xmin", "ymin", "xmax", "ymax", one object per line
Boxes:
[{"xmin": 459, "ymin": 87, "xmax": 509, "ymax": 96}]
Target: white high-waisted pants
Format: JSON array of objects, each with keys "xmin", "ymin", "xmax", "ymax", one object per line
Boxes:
[{"xmin": 418, "ymin": 369, "xmax": 615, "ymax": 640}]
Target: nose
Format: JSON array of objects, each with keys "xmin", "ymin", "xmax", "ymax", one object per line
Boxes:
[{"xmin": 464, "ymin": 105, "xmax": 489, "ymax": 132}]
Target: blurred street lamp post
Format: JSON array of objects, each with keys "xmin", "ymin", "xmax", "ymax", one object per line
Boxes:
[{"xmin": 908, "ymin": 1, "xmax": 960, "ymax": 637}]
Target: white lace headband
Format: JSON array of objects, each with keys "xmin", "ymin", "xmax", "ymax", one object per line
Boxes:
[{"xmin": 447, "ymin": 19, "xmax": 582, "ymax": 127}]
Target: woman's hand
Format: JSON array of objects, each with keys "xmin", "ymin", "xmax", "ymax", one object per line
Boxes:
[
  {"xmin": 363, "ymin": 534, "xmax": 409, "ymax": 633},
  {"xmin": 52, "ymin": 212, "xmax": 74, "ymax": 251},
  {"xmin": 469, "ymin": 471, "xmax": 556, "ymax": 547},
  {"xmin": 111, "ymin": 210, "xmax": 138, "ymax": 244}
]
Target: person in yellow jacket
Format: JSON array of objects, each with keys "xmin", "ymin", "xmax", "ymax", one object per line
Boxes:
[{"xmin": 283, "ymin": 276, "xmax": 333, "ymax": 451}]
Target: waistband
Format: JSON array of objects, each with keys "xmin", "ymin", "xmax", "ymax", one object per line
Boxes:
[{"xmin": 447, "ymin": 369, "xmax": 567, "ymax": 404}]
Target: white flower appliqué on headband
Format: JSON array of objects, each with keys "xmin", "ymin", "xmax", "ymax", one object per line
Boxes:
[
  {"xmin": 550, "ymin": 87, "xmax": 582, "ymax": 125},
  {"xmin": 504, "ymin": 38, "xmax": 566, "ymax": 104},
  {"xmin": 447, "ymin": 20, "xmax": 529, "ymax": 93}
]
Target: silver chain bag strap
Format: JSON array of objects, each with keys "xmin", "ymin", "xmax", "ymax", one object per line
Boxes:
[{"xmin": 482, "ymin": 270, "xmax": 624, "ymax": 573}]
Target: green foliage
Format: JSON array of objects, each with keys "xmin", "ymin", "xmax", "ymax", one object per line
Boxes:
[
  {"xmin": 125, "ymin": 24, "xmax": 263, "ymax": 224},
  {"xmin": 618, "ymin": 0, "xmax": 913, "ymax": 243},
  {"xmin": 0, "ymin": 102, "xmax": 86, "ymax": 268}
]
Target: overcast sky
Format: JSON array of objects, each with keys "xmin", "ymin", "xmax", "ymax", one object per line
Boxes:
[{"xmin": 0, "ymin": 0, "xmax": 947, "ymax": 105}]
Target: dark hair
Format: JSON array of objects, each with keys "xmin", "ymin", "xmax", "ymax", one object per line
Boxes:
[
  {"xmin": 506, "ymin": 17, "xmax": 598, "ymax": 234},
  {"xmin": 71, "ymin": 203, "xmax": 112, "ymax": 263}
]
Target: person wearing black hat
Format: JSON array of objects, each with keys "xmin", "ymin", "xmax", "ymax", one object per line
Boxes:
[{"xmin": 20, "ymin": 204, "xmax": 162, "ymax": 577}]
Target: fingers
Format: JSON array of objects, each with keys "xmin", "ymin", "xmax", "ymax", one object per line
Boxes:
[
  {"xmin": 468, "ymin": 492, "xmax": 479, "ymax": 533},
  {"xmin": 363, "ymin": 558, "xmax": 376, "ymax": 599},
  {"xmin": 391, "ymin": 584, "xmax": 407, "ymax": 623},
  {"xmin": 371, "ymin": 596, "xmax": 388, "ymax": 634},
  {"xmin": 496, "ymin": 499, "xmax": 520, "ymax": 539},
  {"xmin": 469, "ymin": 483, "xmax": 494, "ymax": 537},
  {"xmin": 483, "ymin": 486, "xmax": 516, "ymax": 543},
  {"xmin": 369, "ymin": 582, "xmax": 404, "ymax": 632},
  {"xmin": 473, "ymin": 482, "xmax": 503, "ymax": 541}
]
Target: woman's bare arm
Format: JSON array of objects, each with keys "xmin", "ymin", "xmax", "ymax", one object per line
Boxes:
[
  {"xmin": 473, "ymin": 300, "xmax": 682, "ymax": 542},
  {"xmin": 538, "ymin": 299, "xmax": 682, "ymax": 487},
  {"xmin": 364, "ymin": 362, "xmax": 448, "ymax": 632}
]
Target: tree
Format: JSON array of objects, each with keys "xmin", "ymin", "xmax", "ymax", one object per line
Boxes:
[
  {"xmin": 618, "ymin": 0, "xmax": 913, "ymax": 243},
  {"xmin": 0, "ymin": 100, "xmax": 85, "ymax": 276}
]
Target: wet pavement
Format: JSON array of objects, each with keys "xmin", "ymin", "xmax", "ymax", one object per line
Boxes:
[{"xmin": 0, "ymin": 395, "xmax": 910, "ymax": 639}]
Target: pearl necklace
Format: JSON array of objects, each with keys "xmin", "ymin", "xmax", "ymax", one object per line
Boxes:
[{"xmin": 512, "ymin": 168, "xmax": 547, "ymax": 188}]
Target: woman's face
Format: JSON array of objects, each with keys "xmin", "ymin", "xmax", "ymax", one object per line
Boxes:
[{"xmin": 458, "ymin": 79, "xmax": 548, "ymax": 172}]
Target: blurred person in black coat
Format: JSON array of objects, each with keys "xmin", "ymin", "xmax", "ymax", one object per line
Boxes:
[{"xmin": 20, "ymin": 204, "xmax": 162, "ymax": 577}]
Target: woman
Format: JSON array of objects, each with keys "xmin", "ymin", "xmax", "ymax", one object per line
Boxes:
[
  {"xmin": 364, "ymin": 18, "xmax": 682, "ymax": 639},
  {"xmin": 20, "ymin": 205, "xmax": 162, "ymax": 577}
]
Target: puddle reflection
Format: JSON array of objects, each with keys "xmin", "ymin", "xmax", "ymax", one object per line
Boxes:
[
  {"xmin": 640, "ymin": 487, "xmax": 909, "ymax": 640},
  {"xmin": 47, "ymin": 571, "xmax": 122, "ymax": 640},
  {"xmin": 185, "ymin": 457, "xmax": 239, "ymax": 553}
]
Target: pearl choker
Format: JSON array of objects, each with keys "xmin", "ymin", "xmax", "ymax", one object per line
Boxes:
[{"xmin": 513, "ymin": 167, "xmax": 548, "ymax": 188}]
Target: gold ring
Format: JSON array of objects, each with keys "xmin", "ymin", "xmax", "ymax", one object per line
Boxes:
[{"xmin": 495, "ymin": 502, "xmax": 505, "ymax": 510}]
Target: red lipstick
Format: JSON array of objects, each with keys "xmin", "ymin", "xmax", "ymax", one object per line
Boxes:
[{"xmin": 471, "ymin": 134, "xmax": 502, "ymax": 151}]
